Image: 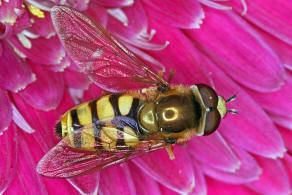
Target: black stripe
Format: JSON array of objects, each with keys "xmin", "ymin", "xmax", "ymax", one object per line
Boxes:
[
  {"xmin": 89, "ymin": 99, "xmax": 103, "ymax": 149},
  {"xmin": 126, "ymin": 98, "xmax": 139, "ymax": 119},
  {"xmin": 89, "ymin": 99, "xmax": 99, "ymax": 123},
  {"xmin": 109, "ymin": 94, "xmax": 121, "ymax": 116},
  {"xmin": 116, "ymin": 127, "xmax": 126, "ymax": 150},
  {"xmin": 70, "ymin": 109, "xmax": 82, "ymax": 147},
  {"xmin": 191, "ymin": 92, "xmax": 202, "ymax": 125}
]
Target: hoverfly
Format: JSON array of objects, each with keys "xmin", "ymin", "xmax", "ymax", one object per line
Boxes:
[{"xmin": 36, "ymin": 6, "xmax": 237, "ymax": 178}]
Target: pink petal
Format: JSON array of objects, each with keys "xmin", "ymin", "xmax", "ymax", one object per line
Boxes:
[
  {"xmin": 189, "ymin": 164, "xmax": 206, "ymax": 195},
  {"xmin": 82, "ymin": 84, "xmax": 103, "ymax": 102},
  {"xmin": 278, "ymin": 126, "xmax": 292, "ymax": 152},
  {"xmin": 143, "ymin": 0, "xmax": 204, "ymax": 29},
  {"xmin": 68, "ymin": 174, "xmax": 100, "ymax": 195},
  {"xmin": 283, "ymin": 154, "xmax": 292, "ymax": 187},
  {"xmin": 0, "ymin": 89, "xmax": 12, "ymax": 132},
  {"xmin": 259, "ymin": 29, "xmax": 292, "ymax": 69},
  {"xmin": 85, "ymin": 1, "xmax": 108, "ymax": 28},
  {"xmin": 10, "ymin": 9, "xmax": 30, "ymax": 35},
  {"xmin": 63, "ymin": 70, "xmax": 91, "ymax": 89},
  {"xmin": 6, "ymin": 129, "xmax": 78, "ymax": 194},
  {"xmin": 187, "ymin": 132, "xmax": 240, "ymax": 172},
  {"xmin": 185, "ymin": 8, "xmax": 285, "ymax": 92},
  {"xmin": 129, "ymin": 162, "xmax": 161, "ymax": 195},
  {"xmin": 29, "ymin": 12, "xmax": 55, "ymax": 38},
  {"xmin": 13, "ymin": 89, "xmax": 74, "ymax": 151},
  {"xmin": 201, "ymin": 146, "xmax": 261, "ymax": 184},
  {"xmin": 144, "ymin": 21, "xmax": 286, "ymax": 158},
  {"xmin": 159, "ymin": 185, "xmax": 179, "ymax": 195},
  {"xmin": 0, "ymin": 41, "xmax": 35, "ymax": 92},
  {"xmin": 96, "ymin": 0, "xmax": 133, "ymax": 7},
  {"xmin": 99, "ymin": 165, "xmax": 136, "ymax": 195},
  {"xmin": 231, "ymin": 0, "xmax": 292, "ymax": 45},
  {"xmin": 206, "ymin": 177, "xmax": 259, "ymax": 195},
  {"xmin": 107, "ymin": 0, "xmax": 147, "ymax": 39},
  {"xmin": 18, "ymin": 64, "xmax": 64, "ymax": 111},
  {"xmin": 270, "ymin": 113, "xmax": 292, "ymax": 130},
  {"xmin": 133, "ymin": 147, "xmax": 195, "ymax": 194},
  {"xmin": 9, "ymin": 35, "xmax": 66, "ymax": 65},
  {"xmin": 0, "ymin": 124, "xmax": 17, "ymax": 194},
  {"xmin": 0, "ymin": 0, "xmax": 22, "ymax": 26},
  {"xmin": 245, "ymin": 75, "xmax": 292, "ymax": 116},
  {"xmin": 6, "ymin": 131, "xmax": 48, "ymax": 194},
  {"xmin": 248, "ymin": 156, "xmax": 291, "ymax": 195}
]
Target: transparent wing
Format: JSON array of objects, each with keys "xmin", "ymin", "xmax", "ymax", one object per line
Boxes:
[
  {"xmin": 36, "ymin": 124, "xmax": 168, "ymax": 178},
  {"xmin": 51, "ymin": 6, "xmax": 168, "ymax": 92}
]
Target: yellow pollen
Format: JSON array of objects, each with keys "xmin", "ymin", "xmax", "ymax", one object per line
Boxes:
[{"xmin": 27, "ymin": 4, "xmax": 45, "ymax": 18}]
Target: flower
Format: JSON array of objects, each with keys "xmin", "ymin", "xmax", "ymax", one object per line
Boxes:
[{"xmin": 1, "ymin": 0, "xmax": 292, "ymax": 194}]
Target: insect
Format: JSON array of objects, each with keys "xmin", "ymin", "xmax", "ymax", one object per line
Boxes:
[{"xmin": 36, "ymin": 6, "xmax": 237, "ymax": 178}]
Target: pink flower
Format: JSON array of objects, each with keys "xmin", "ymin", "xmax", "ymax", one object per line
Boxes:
[{"xmin": 1, "ymin": 0, "xmax": 292, "ymax": 194}]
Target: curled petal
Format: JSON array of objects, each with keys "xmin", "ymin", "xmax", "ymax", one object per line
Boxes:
[
  {"xmin": 246, "ymin": 76, "xmax": 292, "ymax": 116},
  {"xmin": 202, "ymin": 146, "xmax": 261, "ymax": 184},
  {"xmin": 129, "ymin": 162, "xmax": 161, "ymax": 195},
  {"xmin": 248, "ymin": 157, "xmax": 291, "ymax": 195},
  {"xmin": 185, "ymin": 8, "xmax": 285, "ymax": 92},
  {"xmin": 134, "ymin": 147, "xmax": 195, "ymax": 194},
  {"xmin": 0, "ymin": 89, "xmax": 12, "ymax": 133},
  {"xmin": 68, "ymin": 174, "xmax": 100, "ymax": 195},
  {"xmin": 96, "ymin": 0, "xmax": 133, "ymax": 7},
  {"xmin": 11, "ymin": 103, "xmax": 34, "ymax": 134},
  {"xmin": 206, "ymin": 177, "xmax": 259, "ymax": 195},
  {"xmin": 99, "ymin": 165, "xmax": 136, "ymax": 195},
  {"xmin": 0, "ymin": 41, "xmax": 35, "ymax": 92},
  {"xmin": 0, "ymin": 124, "xmax": 17, "ymax": 194},
  {"xmin": 231, "ymin": 0, "xmax": 292, "ymax": 45},
  {"xmin": 143, "ymin": 0, "xmax": 204, "ymax": 29},
  {"xmin": 9, "ymin": 35, "xmax": 66, "ymax": 65},
  {"xmin": 63, "ymin": 70, "xmax": 91, "ymax": 89},
  {"xmin": 18, "ymin": 64, "xmax": 64, "ymax": 111},
  {"xmin": 187, "ymin": 132, "xmax": 240, "ymax": 172}
]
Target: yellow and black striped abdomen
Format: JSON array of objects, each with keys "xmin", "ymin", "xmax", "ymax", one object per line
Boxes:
[{"xmin": 55, "ymin": 94, "xmax": 141, "ymax": 151}]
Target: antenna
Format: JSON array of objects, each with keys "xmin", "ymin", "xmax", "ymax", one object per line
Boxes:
[
  {"xmin": 226, "ymin": 95, "xmax": 237, "ymax": 102},
  {"xmin": 227, "ymin": 109, "xmax": 238, "ymax": 114}
]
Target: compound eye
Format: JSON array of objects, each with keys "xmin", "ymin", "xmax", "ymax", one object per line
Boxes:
[
  {"xmin": 197, "ymin": 84, "xmax": 218, "ymax": 108},
  {"xmin": 203, "ymin": 110, "xmax": 221, "ymax": 136}
]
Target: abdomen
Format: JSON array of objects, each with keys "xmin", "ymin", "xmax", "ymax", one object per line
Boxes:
[{"xmin": 57, "ymin": 94, "xmax": 142, "ymax": 151}]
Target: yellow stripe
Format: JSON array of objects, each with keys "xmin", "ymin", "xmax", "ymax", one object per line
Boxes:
[
  {"xmin": 97, "ymin": 96, "xmax": 114, "ymax": 120},
  {"xmin": 100, "ymin": 126, "xmax": 117, "ymax": 151},
  {"xmin": 124, "ymin": 127, "xmax": 139, "ymax": 147},
  {"xmin": 118, "ymin": 95, "xmax": 133, "ymax": 115},
  {"xmin": 76, "ymin": 102, "xmax": 92, "ymax": 126},
  {"xmin": 66, "ymin": 112, "xmax": 75, "ymax": 147},
  {"xmin": 81, "ymin": 125, "xmax": 96, "ymax": 151}
]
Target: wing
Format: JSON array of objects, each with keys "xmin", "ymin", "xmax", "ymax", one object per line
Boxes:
[
  {"xmin": 36, "ymin": 128, "xmax": 168, "ymax": 178},
  {"xmin": 51, "ymin": 6, "xmax": 168, "ymax": 92}
]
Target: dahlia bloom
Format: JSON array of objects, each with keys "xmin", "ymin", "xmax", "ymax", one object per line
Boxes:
[{"xmin": 1, "ymin": 0, "xmax": 292, "ymax": 194}]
